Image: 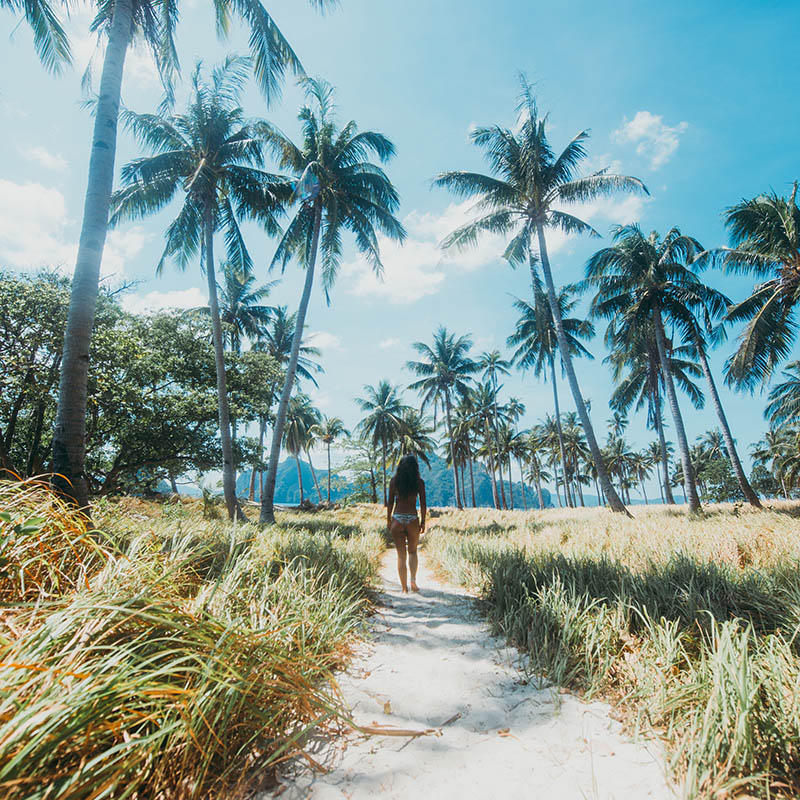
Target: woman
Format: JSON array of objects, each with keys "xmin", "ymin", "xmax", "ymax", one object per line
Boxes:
[{"xmin": 386, "ymin": 454, "xmax": 427, "ymax": 593}]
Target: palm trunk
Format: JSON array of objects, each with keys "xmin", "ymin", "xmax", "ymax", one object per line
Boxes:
[
  {"xmin": 169, "ymin": 474, "xmax": 179, "ymax": 494},
  {"xmin": 0, "ymin": 429, "xmax": 15, "ymax": 474},
  {"xmin": 295, "ymin": 454, "xmax": 304, "ymax": 504},
  {"xmin": 261, "ymin": 200, "xmax": 322, "ymax": 524},
  {"xmin": 381, "ymin": 436, "xmax": 387, "ymax": 505},
  {"xmin": 307, "ymin": 445, "xmax": 322, "ymax": 502},
  {"xmin": 696, "ymin": 344, "xmax": 761, "ymax": 508},
  {"xmin": 51, "ymin": 0, "xmax": 133, "ymax": 508},
  {"xmin": 550, "ymin": 359, "xmax": 573, "ymax": 508},
  {"xmin": 655, "ymin": 397, "xmax": 675, "ymax": 504},
  {"xmin": 641, "ymin": 478, "xmax": 648, "ymax": 504},
  {"xmin": 468, "ymin": 450, "xmax": 476, "ymax": 507},
  {"xmin": 518, "ymin": 455, "xmax": 528, "ymax": 510},
  {"xmin": 594, "ymin": 476, "xmax": 602, "ymax": 506},
  {"xmin": 491, "ymin": 375, "xmax": 506, "ymax": 509},
  {"xmin": 249, "ymin": 418, "xmax": 265, "ymax": 502},
  {"xmin": 652, "ymin": 307, "xmax": 701, "ymax": 512},
  {"xmin": 535, "ymin": 233, "xmax": 628, "ymax": 514},
  {"xmin": 327, "ymin": 441, "xmax": 332, "ymax": 503},
  {"xmin": 204, "ymin": 209, "xmax": 246, "ymax": 522},
  {"xmin": 507, "ymin": 457, "xmax": 515, "ymax": 508},
  {"xmin": 485, "ymin": 420, "xmax": 500, "ymax": 508},
  {"xmin": 444, "ymin": 392, "xmax": 462, "ymax": 508}
]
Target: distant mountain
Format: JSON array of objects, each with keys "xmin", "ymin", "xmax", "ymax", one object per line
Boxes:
[{"xmin": 238, "ymin": 453, "xmax": 551, "ymax": 508}]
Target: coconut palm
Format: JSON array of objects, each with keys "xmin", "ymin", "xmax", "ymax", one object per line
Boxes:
[
  {"xmin": 51, "ymin": 0, "xmax": 331, "ymax": 508},
  {"xmin": 584, "ymin": 225, "xmax": 726, "ymax": 513},
  {"xmin": 451, "ymin": 400, "xmax": 478, "ymax": 506},
  {"xmin": 357, "ymin": 381, "xmax": 407, "ymax": 504},
  {"xmin": 108, "ymin": 58, "xmax": 287, "ymax": 520},
  {"xmin": 765, "ymin": 361, "xmax": 800, "ymax": 428},
  {"xmin": 254, "ymin": 305, "xmax": 323, "ymax": 386},
  {"xmin": 606, "ymin": 320, "xmax": 704, "ymax": 505},
  {"xmin": 314, "ymin": 416, "xmax": 349, "ymax": 503},
  {"xmin": 214, "ymin": 263, "xmax": 277, "ymax": 352},
  {"xmin": 714, "ymin": 182, "xmax": 800, "ymax": 390},
  {"xmin": 433, "ymin": 80, "xmax": 645, "ymax": 515},
  {"xmin": 283, "ymin": 393, "xmax": 320, "ymax": 504},
  {"xmin": 407, "ymin": 327, "xmax": 478, "ymax": 508},
  {"xmin": 478, "ymin": 350, "xmax": 511, "ymax": 507},
  {"xmin": 394, "ymin": 408, "xmax": 436, "ymax": 468},
  {"xmin": 525, "ymin": 427, "xmax": 551, "ymax": 509},
  {"xmin": 1, "ymin": 0, "xmax": 71, "ymax": 73},
  {"xmin": 470, "ymin": 383, "xmax": 502, "ymax": 507},
  {"xmin": 259, "ymin": 78, "xmax": 405, "ymax": 524},
  {"xmin": 508, "ymin": 278, "xmax": 594, "ymax": 508}
]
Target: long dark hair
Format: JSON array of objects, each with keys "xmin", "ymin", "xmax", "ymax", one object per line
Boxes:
[{"xmin": 394, "ymin": 454, "xmax": 420, "ymax": 498}]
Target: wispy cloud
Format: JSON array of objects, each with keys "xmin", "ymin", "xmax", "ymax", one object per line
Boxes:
[
  {"xmin": 121, "ymin": 287, "xmax": 206, "ymax": 315},
  {"xmin": 308, "ymin": 331, "xmax": 343, "ymax": 352},
  {"xmin": 613, "ymin": 111, "xmax": 689, "ymax": 170},
  {"xmin": 20, "ymin": 145, "xmax": 68, "ymax": 172}
]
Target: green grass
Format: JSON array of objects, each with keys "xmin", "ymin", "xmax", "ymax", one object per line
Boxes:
[
  {"xmin": 0, "ymin": 480, "xmax": 384, "ymax": 799},
  {"xmin": 424, "ymin": 503, "xmax": 800, "ymax": 799}
]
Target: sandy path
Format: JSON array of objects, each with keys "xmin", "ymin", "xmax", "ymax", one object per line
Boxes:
[{"xmin": 269, "ymin": 550, "xmax": 677, "ymax": 799}]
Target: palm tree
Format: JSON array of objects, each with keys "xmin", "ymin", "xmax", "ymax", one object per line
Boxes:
[
  {"xmin": 433, "ymin": 79, "xmax": 645, "ymax": 515},
  {"xmin": 508, "ymin": 278, "xmax": 595, "ymax": 508},
  {"xmin": 606, "ymin": 320, "xmax": 704, "ymax": 505},
  {"xmin": 1, "ymin": 0, "xmax": 71, "ymax": 73},
  {"xmin": 51, "ymin": 0, "xmax": 331, "ymax": 508},
  {"xmin": 714, "ymin": 182, "xmax": 800, "ymax": 390},
  {"xmin": 629, "ymin": 450, "xmax": 654, "ymax": 504},
  {"xmin": 108, "ymin": 59, "xmax": 287, "ymax": 520},
  {"xmin": 470, "ymin": 384, "xmax": 502, "ymax": 507},
  {"xmin": 525, "ymin": 427, "xmax": 551, "ymax": 509},
  {"xmin": 765, "ymin": 361, "xmax": 800, "ymax": 428},
  {"xmin": 752, "ymin": 426, "xmax": 798, "ymax": 499},
  {"xmin": 283, "ymin": 393, "xmax": 320, "ymax": 504},
  {"xmin": 216, "ymin": 263, "xmax": 277, "ymax": 352},
  {"xmin": 259, "ymin": 78, "xmax": 405, "ymax": 524},
  {"xmin": 394, "ymin": 408, "xmax": 436, "ymax": 467},
  {"xmin": 314, "ymin": 416, "xmax": 349, "ymax": 503},
  {"xmin": 478, "ymin": 350, "xmax": 511, "ymax": 508},
  {"xmin": 407, "ymin": 327, "xmax": 477, "ymax": 508},
  {"xmin": 584, "ymin": 225, "xmax": 725, "ymax": 513},
  {"xmin": 357, "ymin": 381, "xmax": 407, "ymax": 503},
  {"xmin": 255, "ymin": 305, "xmax": 323, "ymax": 386}
]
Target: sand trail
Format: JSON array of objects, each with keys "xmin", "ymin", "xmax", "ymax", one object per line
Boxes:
[{"xmin": 269, "ymin": 549, "xmax": 676, "ymax": 799}]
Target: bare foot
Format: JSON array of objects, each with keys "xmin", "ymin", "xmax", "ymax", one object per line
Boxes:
[
  {"xmin": 411, "ymin": 582, "xmax": 419, "ymax": 592},
  {"xmin": 401, "ymin": 586, "xmax": 409, "ymax": 593}
]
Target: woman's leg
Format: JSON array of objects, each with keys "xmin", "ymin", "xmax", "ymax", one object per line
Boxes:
[
  {"xmin": 405, "ymin": 520, "xmax": 421, "ymax": 591},
  {"xmin": 390, "ymin": 522, "xmax": 409, "ymax": 592}
]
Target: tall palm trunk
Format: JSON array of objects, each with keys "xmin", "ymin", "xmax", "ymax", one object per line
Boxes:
[
  {"xmin": 295, "ymin": 454, "xmax": 304, "ymax": 503},
  {"xmin": 326, "ymin": 441, "xmax": 332, "ymax": 503},
  {"xmin": 550, "ymin": 359, "xmax": 573, "ymax": 508},
  {"xmin": 652, "ymin": 307, "xmax": 701, "ymax": 512},
  {"xmin": 306, "ymin": 445, "xmax": 322, "ymax": 502},
  {"xmin": 443, "ymin": 392, "xmax": 462, "ymax": 508},
  {"xmin": 491, "ymin": 376, "xmax": 507, "ymax": 509},
  {"xmin": 695, "ymin": 344, "xmax": 761, "ymax": 508},
  {"xmin": 518, "ymin": 455, "xmax": 528, "ymax": 510},
  {"xmin": 468, "ymin": 454, "xmax": 476, "ymax": 507},
  {"xmin": 261, "ymin": 200, "xmax": 322, "ymax": 525},
  {"xmin": 507, "ymin": 457, "xmax": 514, "ymax": 508},
  {"xmin": 51, "ymin": 0, "xmax": 133, "ymax": 508},
  {"xmin": 535, "ymin": 471, "xmax": 545, "ymax": 510},
  {"xmin": 381, "ymin": 435, "xmax": 388, "ymax": 505},
  {"xmin": 249, "ymin": 417, "xmax": 265, "ymax": 502},
  {"xmin": 204, "ymin": 208, "xmax": 246, "ymax": 522},
  {"xmin": 485, "ymin": 419, "xmax": 500, "ymax": 508},
  {"xmin": 535, "ymin": 228, "xmax": 629, "ymax": 515},
  {"xmin": 654, "ymin": 398, "xmax": 675, "ymax": 504}
]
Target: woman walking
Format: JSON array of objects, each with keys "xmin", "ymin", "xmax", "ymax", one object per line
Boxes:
[{"xmin": 386, "ymin": 455, "xmax": 427, "ymax": 592}]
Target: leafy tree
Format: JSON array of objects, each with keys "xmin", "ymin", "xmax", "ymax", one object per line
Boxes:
[
  {"xmin": 407, "ymin": 327, "xmax": 477, "ymax": 508},
  {"xmin": 110, "ymin": 58, "xmax": 287, "ymax": 520},
  {"xmin": 508, "ymin": 278, "xmax": 594, "ymax": 508},
  {"xmin": 52, "ymin": 0, "xmax": 330, "ymax": 507},
  {"xmin": 716, "ymin": 182, "xmax": 800, "ymax": 389},
  {"xmin": 259, "ymin": 77, "xmax": 405, "ymax": 524},
  {"xmin": 434, "ymin": 81, "xmax": 645, "ymax": 514},
  {"xmin": 357, "ymin": 380, "xmax": 407, "ymax": 503}
]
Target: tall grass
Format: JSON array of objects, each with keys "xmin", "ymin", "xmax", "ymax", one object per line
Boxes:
[
  {"xmin": 0, "ymin": 482, "xmax": 383, "ymax": 799},
  {"xmin": 425, "ymin": 503, "xmax": 800, "ymax": 799}
]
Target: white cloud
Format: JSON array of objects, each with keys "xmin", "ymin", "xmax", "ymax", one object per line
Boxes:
[
  {"xmin": 20, "ymin": 146, "xmax": 68, "ymax": 172},
  {"xmin": 378, "ymin": 337, "xmax": 402, "ymax": 350},
  {"xmin": 0, "ymin": 178, "xmax": 148, "ymax": 278},
  {"xmin": 307, "ymin": 331, "xmax": 342, "ymax": 352},
  {"xmin": 613, "ymin": 111, "xmax": 689, "ymax": 170},
  {"xmin": 121, "ymin": 286, "xmax": 207, "ymax": 315}
]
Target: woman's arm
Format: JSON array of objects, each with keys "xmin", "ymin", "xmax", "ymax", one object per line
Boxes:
[
  {"xmin": 419, "ymin": 479, "xmax": 427, "ymax": 533},
  {"xmin": 386, "ymin": 478, "xmax": 395, "ymax": 529}
]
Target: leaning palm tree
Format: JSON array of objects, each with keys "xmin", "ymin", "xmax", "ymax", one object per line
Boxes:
[
  {"xmin": 314, "ymin": 416, "xmax": 349, "ymax": 503},
  {"xmin": 108, "ymin": 58, "xmax": 286, "ymax": 520},
  {"xmin": 434, "ymin": 80, "xmax": 645, "ymax": 515},
  {"xmin": 1, "ymin": 0, "xmax": 71, "ymax": 73},
  {"xmin": 584, "ymin": 225, "xmax": 725, "ymax": 513},
  {"xmin": 714, "ymin": 182, "xmax": 800, "ymax": 390},
  {"xmin": 357, "ymin": 381, "xmax": 407, "ymax": 504},
  {"xmin": 508, "ymin": 277, "xmax": 594, "ymax": 508},
  {"xmin": 407, "ymin": 327, "xmax": 478, "ymax": 508},
  {"xmin": 52, "ymin": 0, "xmax": 332, "ymax": 508},
  {"xmin": 259, "ymin": 78, "xmax": 405, "ymax": 524}
]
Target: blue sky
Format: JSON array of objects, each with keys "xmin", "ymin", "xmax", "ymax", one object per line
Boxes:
[{"xmin": 1, "ymin": 0, "xmax": 798, "ymax": 498}]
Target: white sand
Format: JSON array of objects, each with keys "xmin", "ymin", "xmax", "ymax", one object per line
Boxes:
[{"xmin": 268, "ymin": 550, "xmax": 677, "ymax": 799}]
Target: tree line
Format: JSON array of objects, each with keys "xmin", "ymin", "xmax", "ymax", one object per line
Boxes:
[{"xmin": 3, "ymin": 2, "xmax": 799, "ymax": 520}]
